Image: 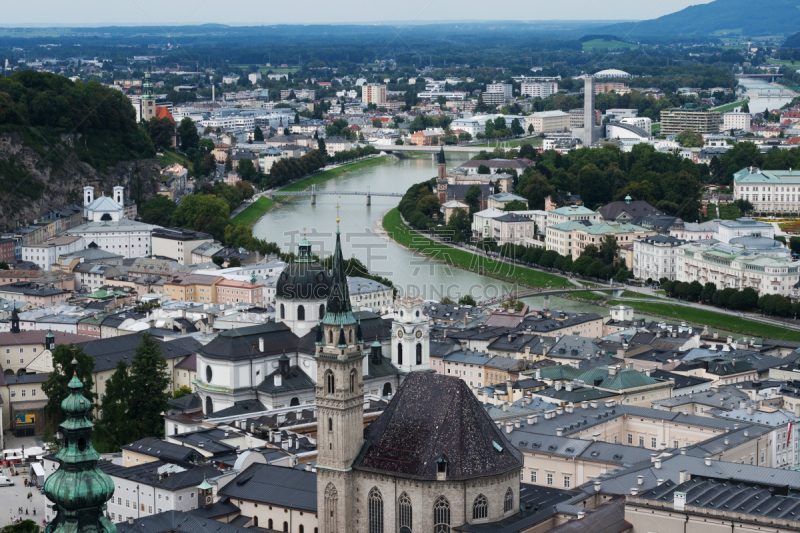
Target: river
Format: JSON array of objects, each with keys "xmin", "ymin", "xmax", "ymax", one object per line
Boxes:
[{"xmin": 738, "ymin": 77, "xmax": 797, "ymax": 114}]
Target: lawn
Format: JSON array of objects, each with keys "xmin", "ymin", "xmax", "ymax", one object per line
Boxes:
[
  {"xmin": 232, "ymin": 196, "xmax": 274, "ymax": 226},
  {"xmin": 582, "ymin": 39, "xmax": 637, "ymax": 52},
  {"xmin": 768, "ymin": 59, "xmax": 799, "ymax": 66},
  {"xmin": 779, "ymin": 219, "xmax": 800, "ymax": 233},
  {"xmin": 651, "ymin": 123, "xmax": 661, "ymax": 135},
  {"xmin": 274, "ymin": 156, "xmax": 392, "ymax": 201},
  {"xmin": 157, "ymin": 150, "xmax": 193, "ymax": 172},
  {"xmin": 711, "ymin": 100, "xmax": 749, "ymax": 113},
  {"xmin": 569, "ymin": 291, "xmax": 609, "ymax": 301},
  {"xmin": 605, "ymin": 300, "xmax": 800, "ymax": 342},
  {"xmin": 382, "ymin": 209, "xmax": 571, "ymax": 289}
]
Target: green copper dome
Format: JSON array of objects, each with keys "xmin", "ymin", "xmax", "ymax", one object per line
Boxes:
[{"xmin": 44, "ymin": 363, "xmax": 115, "ymax": 533}]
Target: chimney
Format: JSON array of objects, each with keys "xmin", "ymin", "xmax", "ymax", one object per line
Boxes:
[
  {"xmin": 259, "ymin": 337, "xmax": 264, "ymax": 352},
  {"xmin": 734, "ymin": 423, "xmax": 739, "ymax": 430},
  {"xmin": 674, "ymin": 491, "xmax": 686, "ymax": 510},
  {"xmin": 631, "ymin": 487, "xmax": 639, "ymax": 496},
  {"xmin": 744, "ymin": 430, "xmax": 749, "ymax": 437},
  {"xmin": 577, "ymin": 511, "xmax": 585, "ymax": 519},
  {"xmin": 565, "ymin": 403, "xmax": 574, "ymax": 414},
  {"xmin": 305, "ymin": 463, "xmax": 312, "ymax": 471},
  {"xmin": 679, "ymin": 471, "xmax": 690, "ymax": 484},
  {"xmin": 680, "ymin": 447, "xmax": 686, "ymax": 455},
  {"xmin": 608, "ymin": 366, "xmax": 617, "ymax": 376},
  {"xmin": 556, "ymin": 428, "xmax": 564, "ymax": 437},
  {"xmin": 637, "ymin": 475, "xmax": 643, "ymax": 485},
  {"xmin": 650, "ymin": 453, "xmax": 658, "ymax": 462},
  {"xmin": 655, "ymin": 458, "xmax": 662, "ymax": 469},
  {"xmin": 592, "ymin": 433, "xmax": 600, "ymax": 442},
  {"xmin": 528, "ymin": 415, "xmax": 538, "ymax": 425},
  {"xmin": 275, "ymin": 372, "xmax": 282, "ymax": 387},
  {"xmin": 505, "ymin": 422, "xmax": 513, "ymax": 434},
  {"xmin": 128, "ymin": 518, "xmax": 134, "ymax": 525},
  {"xmin": 747, "ymin": 406, "xmax": 754, "ymax": 415},
  {"xmin": 582, "ymin": 401, "xmax": 589, "ymax": 409},
  {"xmin": 514, "ymin": 419, "xmax": 521, "ymax": 429},
  {"xmin": 590, "ymin": 400, "xmax": 598, "ymax": 408},
  {"xmin": 282, "ymin": 441, "xmax": 289, "ymax": 451},
  {"xmin": 657, "ymin": 479, "xmax": 664, "ymax": 486},
  {"xmin": 556, "ymin": 407, "xmax": 563, "ymax": 415},
  {"xmin": 705, "ymin": 456, "xmax": 711, "ymax": 466},
  {"xmin": 594, "ymin": 480, "xmax": 601, "ymax": 492}
]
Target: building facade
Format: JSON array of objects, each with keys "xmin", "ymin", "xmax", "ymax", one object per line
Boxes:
[
  {"xmin": 733, "ymin": 167, "xmax": 800, "ymax": 214},
  {"xmin": 660, "ymin": 109, "xmax": 721, "ymax": 136},
  {"xmin": 632, "ymin": 235, "xmax": 687, "ymax": 281}
]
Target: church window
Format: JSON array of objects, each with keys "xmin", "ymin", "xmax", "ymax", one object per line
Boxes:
[
  {"xmin": 328, "ymin": 418, "xmax": 332, "ymax": 431},
  {"xmin": 326, "ymin": 371, "xmax": 335, "ymax": 394},
  {"xmin": 267, "ymin": 519, "xmax": 272, "ymax": 529},
  {"xmin": 283, "ymin": 522, "xmax": 288, "ymax": 532},
  {"xmin": 433, "ymin": 496, "xmax": 450, "ymax": 533},
  {"xmin": 324, "ymin": 484, "xmax": 338, "ymax": 533},
  {"xmin": 350, "ymin": 370, "xmax": 356, "ymax": 393},
  {"xmin": 473, "ymin": 494, "xmax": 488, "ymax": 520},
  {"xmin": 397, "ymin": 343, "xmax": 403, "ymax": 365},
  {"xmin": 319, "ymin": 304, "xmax": 325, "ymax": 318},
  {"xmin": 504, "ymin": 488, "xmax": 513, "ymax": 513},
  {"xmin": 298, "ymin": 305, "xmax": 305, "ymax": 321},
  {"xmin": 205, "ymin": 396, "xmax": 213, "ymax": 415},
  {"xmin": 205, "ymin": 365, "xmax": 213, "ymax": 383},
  {"xmin": 280, "ymin": 304, "xmax": 285, "ymax": 319},
  {"xmin": 398, "ymin": 493, "xmax": 412, "ymax": 532},
  {"xmin": 299, "ymin": 527, "xmax": 304, "ymax": 533},
  {"xmin": 349, "ymin": 329, "xmax": 353, "ymax": 343},
  {"xmin": 416, "ymin": 343, "xmax": 422, "ymax": 365},
  {"xmin": 290, "ymin": 397, "xmax": 300, "ymax": 406},
  {"xmin": 368, "ymin": 487, "xmax": 384, "ymax": 533},
  {"xmin": 416, "ymin": 310, "xmax": 420, "ymax": 317},
  {"xmin": 329, "ymin": 329, "xmax": 333, "ymax": 343}
]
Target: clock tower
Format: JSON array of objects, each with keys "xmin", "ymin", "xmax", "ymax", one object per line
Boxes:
[{"xmin": 391, "ymin": 294, "xmax": 430, "ymax": 373}]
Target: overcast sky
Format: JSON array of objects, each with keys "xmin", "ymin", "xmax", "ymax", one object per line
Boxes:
[{"xmin": 3, "ymin": 0, "xmax": 715, "ymax": 25}]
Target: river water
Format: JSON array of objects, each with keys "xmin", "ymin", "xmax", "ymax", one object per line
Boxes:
[{"xmin": 738, "ymin": 78, "xmax": 797, "ymax": 114}]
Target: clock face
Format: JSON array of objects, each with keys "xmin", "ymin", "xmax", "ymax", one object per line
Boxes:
[
  {"xmin": 397, "ymin": 329, "xmax": 403, "ymax": 338},
  {"xmin": 415, "ymin": 330, "xmax": 423, "ymax": 338},
  {"xmin": 206, "ymin": 495, "xmax": 212, "ymax": 504}
]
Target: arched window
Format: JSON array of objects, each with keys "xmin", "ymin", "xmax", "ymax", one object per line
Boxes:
[
  {"xmin": 280, "ymin": 304, "xmax": 285, "ymax": 319},
  {"xmin": 324, "ymin": 483, "xmax": 338, "ymax": 533},
  {"xmin": 326, "ymin": 371, "xmax": 335, "ymax": 394},
  {"xmin": 416, "ymin": 343, "xmax": 422, "ymax": 365},
  {"xmin": 328, "ymin": 418, "xmax": 333, "ymax": 431},
  {"xmin": 504, "ymin": 488, "xmax": 513, "ymax": 513},
  {"xmin": 368, "ymin": 487, "xmax": 384, "ymax": 533},
  {"xmin": 254, "ymin": 517, "xmax": 259, "ymax": 527},
  {"xmin": 398, "ymin": 492, "xmax": 412, "ymax": 532},
  {"xmin": 349, "ymin": 329, "xmax": 353, "ymax": 344},
  {"xmin": 350, "ymin": 370, "xmax": 356, "ymax": 393},
  {"xmin": 205, "ymin": 396, "xmax": 213, "ymax": 415},
  {"xmin": 472, "ymin": 494, "xmax": 488, "ymax": 520},
  {"xmin": 397, "ymin": 343, "xmax": 403, "ymax": 365},
  {"xmin": 267, "ymin": 519, "xmax": 272, "ymax": 529},
  {"xmin": 433, "ymin": 496, "xmax": 450, "ymax": 533},
  {"xmin": 319, "ymin": 304, "xmax": 325, "ymax": 318},
  {"xmin": 290, "ymin": 397, "xmax": 300, "ymax": 406},
  {"xmin": 283, "ymin": 522, "xmax": 288, "ymax": 532},
  {"xmin": 299, "ymin": 526, "xmax": 304, "ymax": 533},
  {"xmin": 328, "ymin": 329, "xmax": 333, "ymax": 343},
  {"xmin": 416, "ymin": 310, "xmax": 420, "ymax": 317},
  {"xmin": 298, "ymin": 305, "xmax": 305, "ymax": 321},
  {"xmin": 382, "ymin": 383, "xmax": 392, "ymax": 397}
]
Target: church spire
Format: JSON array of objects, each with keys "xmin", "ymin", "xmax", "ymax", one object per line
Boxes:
[
  {"xmin": 43, "ymin": 357, "xmax": 115, "ymax": 533},
  {"xmin": 322, "ymin": 207, "xmax": 355, "ymax": 327}
]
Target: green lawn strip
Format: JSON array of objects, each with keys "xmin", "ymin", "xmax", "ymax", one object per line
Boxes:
[
  {"xmin": 608, "ymin": 300, "xmax": 800, "ymax": 342},
  {"xmin": 382, "ymin": 209, "xmax": 570, "ymax": 289},
  {"xmin": 710, "ymin": 100, "xmax": 749, "ymax": 113},
  {"xmin": 274, "ymin": 156, "xmax": 391, "ymax": 201},
  {"xmin": 568, "ymin": 291, "xmax": 608, "ymax": 301},
  {"xmin": 158, "ymin": 150, "xmax": 193, "ymax": 172},
  {"xmin": 232, "ymin": 196, "xmax": 274, "ymax": 225}
]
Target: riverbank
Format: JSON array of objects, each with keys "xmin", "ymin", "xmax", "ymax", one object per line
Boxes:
[
  {"xmin": 381, "ymin": 208, "xmax": 571, "ymax": 289},
  {"xmin": 232, "ymin": 155, "xmax": 394, "ymax": 226},
  {"xmin": 605, "ymin": 299, "xmax": 800, "ymax": 342}
]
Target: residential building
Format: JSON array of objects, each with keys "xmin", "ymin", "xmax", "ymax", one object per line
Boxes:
[
  {"xmin": 481, "ymin": 91, "xmax": 507, "ymax": 106},
  {"xmin": 632, "ymin": 235, "xmax": 687, "ymax": 281},
  {"xmin": 595, "ymin": 82, "xmax": 629, "ymax": 94},
  {"xmin": 0, "ymin": 239, "xmax": 15, "ymax": 263},
  {"xmin": 660, "ymin": 108, "xmax": 721, "ymax": 136},
  {"xmin": 547, "ymin": 205, "xmax": 601, "ymax": 225},
  {"xmin": 441, "ymin": 200, "xmax": 469, "ymax": 224},
  {"xmin": 676, "ymin": 241, "xmax": 800, "ymax": 296},
  {"xmin": 361, "ymin": 83, "xmax": 386, "ymax": 105},
  {"xmin": 257, "ymin": 147, "xmax": 286, "ymax": 172},
  {"xmin": 526, "ymin": 110, "xmax": 571, "ymax": 133},
  {"xmin": 733, "ymin": 167, "xmax": 800, "ymax": 214},
  {"xmin": 486, "ymin": 83, "xmax": 513, "ymax": 98},
  {"xmin": 151, "ymin": 228, "xmax": 214, "ymax": 266},
  {"xmin": 598, "ymin": 196, "xmax": 662, "ymax": 223},
  {"xmin": 74, "ymin": 263, "xmax": 123, "ymax": 291},
  {"xmin": 163, "ymin": 274, "xmax": 222, "ymax": 303},
  {"xmin": 569, "ymin": 108, "xmax": 585, "ymax": 130},
  {"xmin": 66, "ymin": 219, "xmax": 153, "ymax": 259},
  {"xmin": 521, "ymin": 82, "xmax": 558, "ymax": 98},
  {"xmin": 348, "ymin": 276, "xmax": 393, "ymax": 311},
  {"xmin": 487, "ymin": 192, "xmax": 528, "ymax": 210},
  {"xmin": 546, "ymin": 221, "xmax": 655, "ymax": 259},
  {"xmin": 723, "ymin": 111, "xmax": 751, "ymax": 132},
  {"xmin": 0, "ymin": 282, "xmax": 69, "ymax": 307},
  {"xmin": 491, "ymin": 213, "xmax": 536, "ymax": 246},
  {"xmin": 323, "ymin": 136, "xmax": 351, "ymax": 156},
  {"xmin": 215, "ymin": 279, "xmax": 265, "ymax": 307},
  {"xmin": 21, "ymin": 235, "xmax": 84, "ymax": 271}
]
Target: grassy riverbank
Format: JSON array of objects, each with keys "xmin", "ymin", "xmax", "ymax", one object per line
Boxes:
[
  {"xmin": 232, "ymin": 197, "xmax": 275, "ymax": 225},
  {"xmin": 233, "ymin": 156, "xmax": 393, "ymax": 226},
  {"xmin": 606, "ymin": 300, "xmax": 800, "ymax": 342},
  {"xmin": 275, "ymin": 156, "xmax": 392, "ymax": 201},
  {"xmin": 382, "ymin": 208, "xmax": 570, "ymax": 289}
]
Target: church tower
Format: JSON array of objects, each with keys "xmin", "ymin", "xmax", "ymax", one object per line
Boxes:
[
  {"xmin": 315, "ymin": 214, "xmax": 365, "ymax": 533},
  {"xmin": 44, "ymin": 359, "xmax": 115, "ymax": 533},
  {"xmin": 141, "ymin": 70, "xmax": 156, "ymax": 123},
  {"xmin": 391, "ymin": 294, "xmax": 430, "ymax": 373},
  {"xmin": 436, "ymin": 145, "xmax": 448, "ymax": 203}
]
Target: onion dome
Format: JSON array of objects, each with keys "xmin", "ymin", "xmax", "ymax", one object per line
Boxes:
[{"xmin": 276, "ymin": 237, "xmax": 330, "ymax": 301}]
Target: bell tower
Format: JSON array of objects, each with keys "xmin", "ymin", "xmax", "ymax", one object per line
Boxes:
[
  {"xmin": 315, "ymin": 211, "xmax": 364, "ymax": 533},
  {"xmin": 436, "ymin": 145, "xmax": 448, "ymax": 203},
  {"xmin": 391, "ymin": 294, "xmax": 430, "ymax": 373},
  {"xmin": 141, "ymin": 70, "xmax": 156, "ymax": 123}
]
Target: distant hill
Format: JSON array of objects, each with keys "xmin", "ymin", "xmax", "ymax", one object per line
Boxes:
[
  {"xmin": 0, "ymin": 71, "xmax": 160, "ymax": 227},
  {"xmin": 597, "ymin": 0, "xmax": 800, "ymax": 38},
  {"xmin": 784, "ymin": 31, "xmax": 800, "ymax": 48}
]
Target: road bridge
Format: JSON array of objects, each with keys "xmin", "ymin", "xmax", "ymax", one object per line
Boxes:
[
  {"xmin": 268, "ymin": 184, "xmax": 403, "ymax": 205},
  {"xmin": 477, "ymin": 286, "xmax": 624, "ymax": 308}
]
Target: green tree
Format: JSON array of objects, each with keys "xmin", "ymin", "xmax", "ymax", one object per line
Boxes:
[
  {"xmin": 139, "ymin": 195, "xmax": 177, "ymax": 226},
  {"xmin": 224, "ymin": 154, "xmax": 233, "ymax": 172},
  {"xmin": 172, "ymin": 194, "xmax": 230, "ymax": 232},
  {"xmin": 177, "ymin": 117, "xmax": 199, "ymax": 152},
  {"xmin": 42, "ymin": 344, "xmax": 96, "ymax": 428},
  {"xmin": 237, "ymin": 158, "xmax": 257, "ymax": 181},
  {"xmin": 4, "ymin": 519, "xmax": 39, "ymax": 533},
  {"xmin": 229, "ymin": 257, "xmax": 242, "ymax": 267},
  {"xmin": 599, "ymin": 234, "xmax": 619, "ymax": 265},
  {"xmin": 465, "ymin": 184, "xmax": 482, "ymax": 213},
  {"xmin": 676, "ymin": 129, "xmax": 704, "ymax": 148},
  {"xmin": 128, "ymin": 333, "xmax": 171, "ymax": 439},
  {"xmin": 503, "ymin": 200, "xmax": 528, "ymax": 211},
  {"xmin": 700, "ymin": 282, "xmax": 717, "ymax": 303},
  {"xmin": 417, "ymin": 195, "xmax": 441, "ymax": 217},
  {"xmin": 173, "ymin": 385, "xmax": 193, "ymax": 399},
  {"xmin": 0, "ymin": 261, "xmax": 8, "ymax": 270},
  {"xmin": 372, "ymin": 118, "xmax": 382, "ymax": 129},
  {"xmin": 741, "ymin": 102, "xmax": 750, "ymax": 113},
  {"xmin": 253, "ymin": 126, "xmax": 264, "ymax": 142},
  {"xmin": 94, "ymin": 360, "xmax": 133, "ymax": 452},
  {"xmin": 511, "ymin": 118, "xmax": 524, "ymax": 137},
  {"xmin": 446, "ymin": 209, "xmax": 472, "ymax": 242},
  {"xmin": 458, "ymin": 295, "xmax": 477, "ymax": 306},
  {"xmin": 477, "ymin": 164, "xmax": 491, "ymax": 175},
  {"xmin": 148, "ymin": 117, "xmax": 175, "ymax": 152},
  {"xmin": 440, "ymin": 296, "xmax": 455, "ymax": 304},
  {"xmin": 317, "ymin": 137, "xmax": 327, "ymax": 155}
]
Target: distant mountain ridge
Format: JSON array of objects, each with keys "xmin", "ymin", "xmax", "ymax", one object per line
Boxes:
[{"xmin": 596, "ymin": 0, "xmax": 800, "ymax": 38}]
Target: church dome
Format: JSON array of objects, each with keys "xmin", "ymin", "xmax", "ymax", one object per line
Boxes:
[{"xmin": 276, "ymin": 238, "xmax": 330, "ymax": 301}]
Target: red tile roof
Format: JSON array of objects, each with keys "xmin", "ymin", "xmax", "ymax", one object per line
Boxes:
[{"xmin": 155, "ymin": 106, "xmax": 176, "ymax": 125}]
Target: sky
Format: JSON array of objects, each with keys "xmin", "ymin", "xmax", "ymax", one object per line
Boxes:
[{"xmin": 3, "ymin": 0, "xmax": 715, "ymax": 25}]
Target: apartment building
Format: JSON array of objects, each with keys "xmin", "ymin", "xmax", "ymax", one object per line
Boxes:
[
  {"xmin": 632, "ymin": 235, "xmax": 687, "ymax": 281},
  {"xmin": 733, "ymin": 167, "xmax": 800, "ymax": 214},
  {"xmin": 526, "ymin": 111, "xmax": 571, "ymax": 133},
  {"xmin": 215, "ymin": 279, "xmax": 265, "ymax": 307},
  {"xmin": 22, "ymin": 236, "xmax": 84, "ymax": 271},
  {"xmin": 546, "ymin": 220, "xmax": 654, "ymax": 259},
  {"xmin": 486, "ymin": 83, "xmax": 513, "ymax": 98},
  {"xmin": 361, "ymin": 83, "xmax": 386, "ymax": 105},
  {"xmin": 723, "ymin": 111, "xmax": 751, "ymax": 132},
  {"xmin": 660, "ymin": 108, "xmax": 721, "ymax": 136},
  {"xmin": 163, "ymin": 274, "xmax": 222, "ymax": 303},
  {"xmin": 521, "ymin": 82, "xmax": 558, "ymax": 98},
  {"xmin": 676, "ymin": 241, "xmax": 800, "ymax": 296},
  {"xmin": 151, "ymin": 228, "xmax": 214, "ymax": 266}
]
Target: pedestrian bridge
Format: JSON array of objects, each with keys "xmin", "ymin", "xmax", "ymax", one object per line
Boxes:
[
  {"xmin": 268, "ymin": 184, "xmax": 403, "ymax": 205},
  {"xmin": 477, "ymin": 286, "xmax": 624, "ymax": 307}
]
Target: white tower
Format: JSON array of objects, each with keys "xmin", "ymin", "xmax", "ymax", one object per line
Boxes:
[
  {"xmin": 391, "ymin": 295, "xmax": 430, "ymax": 373},
  {"xmin": 83, "ymin": 186, "xmax": 94, "ymax": 207},
  {"xmin": 113, "ymin": 186, "xmax": 124, "ymax": 208}
]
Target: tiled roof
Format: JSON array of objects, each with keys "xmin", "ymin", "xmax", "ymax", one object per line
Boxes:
[
  {"xmin": 115, "ymin": 510, "xmax": 250, "ymax": 533},
  {"xmin": 219, "ymin": 463, "xmax": 317, "ymax": 511},
  {"xmin": 354, "ymin": 372, "xmax": 523, "ymax": 480}
]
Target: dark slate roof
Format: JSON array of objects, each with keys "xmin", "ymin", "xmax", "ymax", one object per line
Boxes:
[
  {"xmin": 198, "ymin": 322, "xmax": 300, "ymax": 361},
  {"xmin": 209, "ymin": 399, "xmax": 266, "ymax": 418},
  {"xmin": 219, "ymin": 463, "xmax": 317, "ymax": 512},
  {"xmin": 115, "ymin": 510, "xmax": 251, "ymax": 533},
  {"xmin": 257, "ymin": 366, "xmax": 315, "ymax": 394},
  {"xmin": 650, "ymin": 369, "xmax": 712, "ymax": 390},
  {"xmin": 122, "ymin": 438, "xmax": 203, "ymax": 465},
  {"xmin": 168, "ymin": 393, "xmax": 202, "ymax": 411},
  {"xmin": 187, "ymin": 497, "xmax": 239, "ymax": 519},
  {"xmin": 545, "ymin": 499, "xmax": 630, "ymax": 533},
  {"xmin": 78, "ymin": 332, "xmax": 195, "ymax": 372},
  {"xmin": 354, "ymin": 372, "xmax": 523, "ymax": 480},
  {"xmin": 99, "ymin": 461, "xmax": 221, "ymax": 491},
  {"xmin": 598, "ymin": 200, "xmax": 661, "ymax": 221},
  {"xmin": 174, "ymin": 352, "xmax": 197, "ymax": 371}
]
